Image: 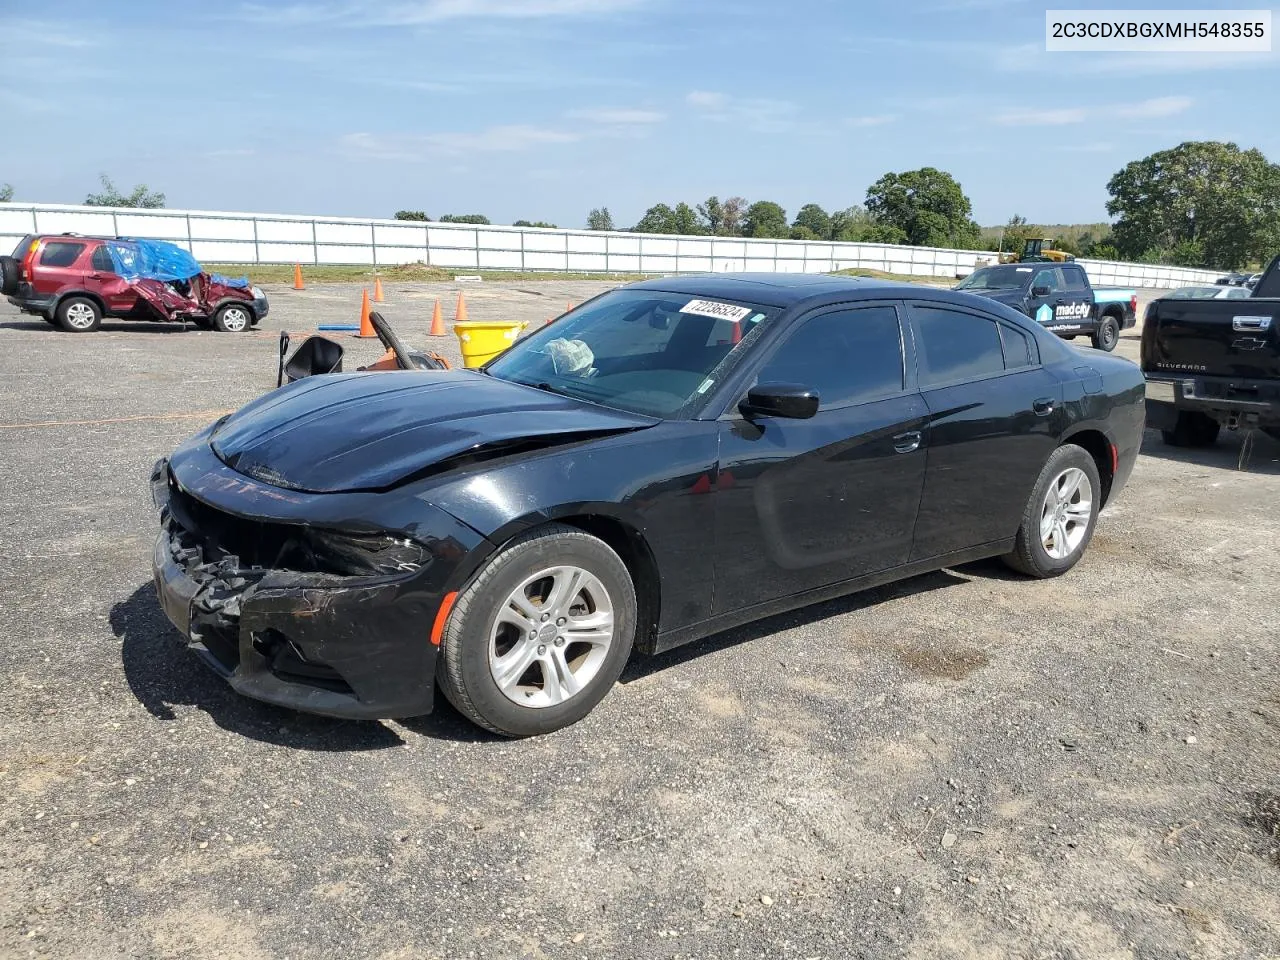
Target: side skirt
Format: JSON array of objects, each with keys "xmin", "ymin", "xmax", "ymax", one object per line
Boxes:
[{"xmin": 648, "ymin": 540, "xmax": 1014, "ymax": 656}]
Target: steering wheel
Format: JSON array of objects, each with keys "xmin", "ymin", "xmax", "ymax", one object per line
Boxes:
[{"xmin": 368, "ymin": 311, "xmax": 415, "ymax": 370}]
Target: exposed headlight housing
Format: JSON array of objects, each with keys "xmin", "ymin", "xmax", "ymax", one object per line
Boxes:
[{"xmin": 303, "ymin": 529, "xmax": 428, "ymax": 577}]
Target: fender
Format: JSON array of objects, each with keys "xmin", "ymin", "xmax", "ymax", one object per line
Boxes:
[
  {"xmin": 51, "ymin": 288, "xmax": 107, "ymax": 317},
  {"xmin": 208, "ymin": 295, "xmax": 257, "ymax": 319}
]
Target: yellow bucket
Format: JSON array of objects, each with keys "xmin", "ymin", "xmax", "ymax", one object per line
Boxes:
[{"xmin": 453, "ymin": 320, "xmax": 529, "ymax": 369}]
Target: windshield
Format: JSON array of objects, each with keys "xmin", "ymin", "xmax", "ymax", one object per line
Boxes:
[
  {"xmin": 485, "ymin": 289, "xmax": 777, "ymax": 418},
  {"xmin": 1167, "ymin": 287, "xmax": 1221, "ymax": 299},
  {"xmin": 955, "ymin": 266, "xmax": 1032, "ymax": 291}
]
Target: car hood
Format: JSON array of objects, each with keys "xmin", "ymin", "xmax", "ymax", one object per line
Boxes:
[{"xmin": 211, "ymin": 370, "xmax": 657, "ymax": 494}]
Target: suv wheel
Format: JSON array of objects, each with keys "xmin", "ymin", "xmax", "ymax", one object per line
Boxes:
[
  {"xmin": 56, "ymin": 297, "xmax": 102, "ymax": 333},
  {"xmin": 213, "ymin": 303, "xmax": 252, "ymax": 333},
  {"xmin": 0, "ymin": 256, "xmax": 20, "ymax": 296},
  {"xmin": 1091, "ymin": 315, "xmax": 1119, "ymax": 351}
]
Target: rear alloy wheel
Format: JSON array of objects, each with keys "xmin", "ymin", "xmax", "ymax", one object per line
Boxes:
[
  {"xmin": 437, "ymin": 523, "xmax": 636, "ymax": 737},
  {"xmin": 1003, "ymin": 444, "xmax": 1101, "ymax": 578},
  {"xmin": 56, "ymin": 296, "xmax": 102, "ymax": 333},
  {"xmin": 213, "ymin": 303, "xmax": 252, "ymax": 333},
  {"xmin": 1160, "ymin": 411, "xmax": 1220, "ymax": 448},
  {"xmin": 1091, "ymin": 315, "xmax": 1119, "ymax": 351}
]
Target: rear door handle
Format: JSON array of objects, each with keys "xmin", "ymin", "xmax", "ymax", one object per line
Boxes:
[
  {"xmin": 893, "ymin": 430, "xmax": 921, "ymax": 454},
  {"xmin": 1032, "ymin": 397, "xmax": 1055, "ymax": 416}
]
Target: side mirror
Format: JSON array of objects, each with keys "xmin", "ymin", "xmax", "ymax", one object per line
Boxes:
[
  {"xmin": 740, "ymin": 382, "xmax": 819, "ymax": 420},
  {"xmin": 1031, "ymin": 284, "xmax": 1051, "ymax": 297}
]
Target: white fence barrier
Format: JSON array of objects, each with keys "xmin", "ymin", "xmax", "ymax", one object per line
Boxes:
[{"xmin": 0, "ymin": 202, "xmax": 1225, "ymax": 290}]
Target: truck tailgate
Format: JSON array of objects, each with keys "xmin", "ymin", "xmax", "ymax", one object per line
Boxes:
[{"xmin": 1142, "ymin": 298, "xmax": 1280, "ymax": 380}]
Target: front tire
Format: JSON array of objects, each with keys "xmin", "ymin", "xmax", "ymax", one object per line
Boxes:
[
  {"xmin": 436, "ymin": 523, "xmax": 637, "ymax": 737},
  {"xmin": 1160, "ymin": 411, "xmax": 1219, "ymax": 448},
  {"xmin": 55, "ymin": 296, "xmax": 102, "ymax": 333},
  {"xmin": 1091, "ymin": 315, "xmax": 1119, "ymax": 351},
  {"xmin": 1002, "ymin": 444, "xmax": 1101, "ymax": 578},
  {"xmin": 212, "ymin": 303, "xmax": 252, "ymax": 333}
]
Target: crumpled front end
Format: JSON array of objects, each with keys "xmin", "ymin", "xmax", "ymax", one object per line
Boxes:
[{"xmin": 149, "ymin": 448, "xmax": 483, "ymax": 719}]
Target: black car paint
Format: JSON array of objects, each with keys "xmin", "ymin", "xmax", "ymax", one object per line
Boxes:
[
  {"xmin": 1142, "ymin": 254, "xmax": 1280, "ymax": 431},
  {"xmin": 153, "ymin": 274, "xmax": 1145, "ymax": 719}
]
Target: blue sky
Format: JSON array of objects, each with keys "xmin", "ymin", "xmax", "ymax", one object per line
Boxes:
[{"xmin": 1, "ymin": 0, "xmax": 1277, "ymax": 228}]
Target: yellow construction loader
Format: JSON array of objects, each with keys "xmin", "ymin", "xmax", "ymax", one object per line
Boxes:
[{"xmin": 999, "ymin": 238, "xmax": 1076, "ymax": 264}]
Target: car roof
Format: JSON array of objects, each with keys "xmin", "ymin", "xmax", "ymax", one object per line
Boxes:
[{"xmin": 626, "ymin": 272, "xmax": 919, "ymax": 308}]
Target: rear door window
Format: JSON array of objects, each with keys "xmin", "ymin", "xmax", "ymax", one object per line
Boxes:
[
  {"xmin": 912, "ymin": 305, "xmax": 1006, "ymax": 386},
  {"xmin": 90, "ymin": 246, "xmax": 115, "ymax": 272},
  {"xmin": 1000, "ymin": 324, "xmax": 1036, "ymax": 368},
  {"xmin": 1062, "ymin": 267, "xmax": 1089, "ymax": 292},
  {"xmin": 39, "ymin": 242, "xmax": 86, "ymax": 268}
]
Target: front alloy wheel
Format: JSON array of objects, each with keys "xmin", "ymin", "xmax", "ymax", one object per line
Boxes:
[
  {"xmin": 1039, "ymin": 467, "xmax": 1092, "ymax": 560},
  {"xmin": 437, "ymin": 523, "xmax": 636, "ymax": 737},
  {"xmin": 213, "ymin": 304, "xmax": 252, "ymax": 333},
  {"xmin": 489, "ymin": 566, "xmax": 615, "ymax": 708}
]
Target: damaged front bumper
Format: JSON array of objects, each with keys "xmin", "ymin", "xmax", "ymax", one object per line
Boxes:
[{"xmin": 149, "ymin": 444, "xmax": 484, "ymax": 719}]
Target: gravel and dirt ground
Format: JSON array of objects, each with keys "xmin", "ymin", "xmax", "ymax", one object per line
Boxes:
[{"xmin": 2, "ymin": 279, "xmax": 1278, "ymax": 960}]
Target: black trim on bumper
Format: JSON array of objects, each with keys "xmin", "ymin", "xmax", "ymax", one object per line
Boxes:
[{"xmin": 1145, "ymin": 375, "xmax": 1280, "ymax": 429}]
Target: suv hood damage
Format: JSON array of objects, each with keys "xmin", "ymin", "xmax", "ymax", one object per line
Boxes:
[{"xmin": 210, "ymin": 369, "xmax": 658, "ymax": 494}]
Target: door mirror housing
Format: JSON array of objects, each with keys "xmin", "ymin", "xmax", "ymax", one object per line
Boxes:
[
  {"xmin": 1031, "ymin": 284, "xmax": 1051, "ymax": 297},
  {"xmin": 740, "ymin": 382, "xmax": 820, "ymax": 420}
]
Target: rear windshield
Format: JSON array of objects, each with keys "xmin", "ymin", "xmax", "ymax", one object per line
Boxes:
[
  {"xmin": 955, "ymin": 266, "xmax": 1032, "ymax": 291},
  {"xmin": 11, "ymin": 235, "xmax": 34, "ymax": 258}
]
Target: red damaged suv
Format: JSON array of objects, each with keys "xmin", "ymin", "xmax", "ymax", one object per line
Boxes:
[{"xmin": 0, "ymin": 234, "xmax": 268, "ymax": 333}]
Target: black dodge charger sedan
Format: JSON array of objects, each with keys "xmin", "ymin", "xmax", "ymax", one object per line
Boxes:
[{"xmin": 152, "ymin": 274, "xmax": 1145, "ymax": 736}]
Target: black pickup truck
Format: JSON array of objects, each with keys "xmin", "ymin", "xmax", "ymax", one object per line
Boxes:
[
  {"xmin": 1142, "ymin": 254, "xmax": 1280, "ymax": 446},
  {"xmin": 954, "ymin": 262, "xmax": 1136, "ymax": 352}
]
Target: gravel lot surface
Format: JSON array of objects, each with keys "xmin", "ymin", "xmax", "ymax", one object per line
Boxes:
[{"xmin": 2, "ymin": 280, "xmax": 1278, "ymax": 959}]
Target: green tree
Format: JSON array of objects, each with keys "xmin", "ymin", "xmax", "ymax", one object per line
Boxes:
[
  {"xmin": 792, "ymin": 204, "xmax": 832, "ymax": 240},
  {"xmin": 633, "ymin": 203, "xmax": 679, "ymax": 234},
  {"xmin": 586, "ymin": 207, "xmax": 615, "ymax": 231},
  {"xmin": 84, "ymin": 174, "xmax": 165, "ymax": 208},
  {"xmin": 862, "ymin": 223, "xmax": 910, "ymax": 245},
  {"xmin": 697, "ymin": 196, "xmax": 723, "ymax": 234},
  {"xmin": 1000, "ymin": 214, "xmax": 1033, "ymax": 256},
  {"xmin": 789, "ymin": 225, "xmax": 819, "ymax": 241},
  {"xmin": 439, "ymin": 213, "xmax": 490, "ymax": 224},
  {"xmin": 514, "ymin": 220, "xmax": 557, "ymax": 228},
  {"xmin": 1106, "ymin": 141, "xmax": 1280, "ymax": 270},
  {"xmin": 865, "ymin": 167, "xmax": 976, "ymax": 247},
  {"xmin": 721, "ymin": 196, "xmax": 748, "ymax": 236},
  {"xmin": 743, "ymin": 200, "xmax": 789, "ymax": 238},
  {"xmin": 394, "ymin": 210, "xmax": 429, "ymax": 221},
  {"xmin": 0, "ymin": 183, "xmax": 12, "ymax": 202},
  {"xmin": 829, "ymin": 205, "xmax": 870, "ymax": 241},
  {"xmin": 673, "ymin": 202, "xmax": 704, "ymax": 235}
]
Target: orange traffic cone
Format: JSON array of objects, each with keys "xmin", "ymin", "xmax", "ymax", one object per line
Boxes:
[
  {"xmin": 292, "ymin": 264, "xmax": 304, "ymax": 290},
  {"xmin": 454, "ymin": 291, "xmax": 469, "ymax": 322},
  {"xmin": 731, "ymin": 320, "xmax": 742, "ymax": 344},
  {"xmin": 429, "ymin": 299, "xmax": 445, "ymax": 336},
  {"xmin": 357, "ymin": 289, "xmax": 376, "ymax": 338},
  {"xmin": 373, "ymin": 274, "xmax": 385, "ymax": 303}
]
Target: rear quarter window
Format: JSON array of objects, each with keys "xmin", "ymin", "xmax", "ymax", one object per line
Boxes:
[
  {"xmin": 39, "ymin": 242, "xmax": 86, "ymax": 268},
  {"xmin": 90, "ymin": 246, "xmax": 114, "ymax": 272}
]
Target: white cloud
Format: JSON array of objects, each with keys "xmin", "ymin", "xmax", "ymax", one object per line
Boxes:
[
  {"xmin": 1112, "ymin": 95, "xmax": 1193, "ymax": 119},
  {"xmin": 238, "ymin": 0, "xmax": 647, "ymax": 25},
  {"xmin": 340, "ymin": 124, "xmax": 579, "ymax": 160},
  {"xmin": 994, "ymin": 107, "xmax": 1089, "ymax": 126},
  {"xmin": 566, "ymin": 107, "xmax": 666, "ymax": 124},
  {"xmin": 995, "ymin": 96, "xmax": 1192, "ymax": 126},
  {"xmin": 846, "ymin": 114, "xmax": 898, "ymax": 128},
  {"xmin": 686, "ymin": 90, "xmax": 728, "ymax": 109},
  {"xmin": 686, "ymin": 90, "xmax": 797, "ymax": 133}
]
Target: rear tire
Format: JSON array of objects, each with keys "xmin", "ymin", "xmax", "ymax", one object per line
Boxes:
[
  {"xmin": 0, "ymin": 255, "xmax": 19, "ymax": 296},
  {"xmin": 1002, "ymin": 444, "xmax": 1101, "ymax": 579},
  {"xmin": 55, "ymin": 296, "xmax": 102, "ymax": 333},
  {"xmin": 212, "ymin": 303, "xmax": 252, "ymax": 333},
  {"xmin": 1091, "ymin": 315, "xmax": 1119, "ymax": 351},
  {"xmin": 1160, "ymin": 412, "xmax": 1220, "ymax": 448},
  {"xmin": 436, "ymin": 523, "xmax": 636, "ymax": 737}
]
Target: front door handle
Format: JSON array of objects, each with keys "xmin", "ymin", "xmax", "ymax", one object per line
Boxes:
[
  {"xmin": 1032, "ymin": 397, "xmax": 1055, "ymax": 417},
  {"xmin": 893, "ymin": 430, "xmax": 921, "ymax": 454}
]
